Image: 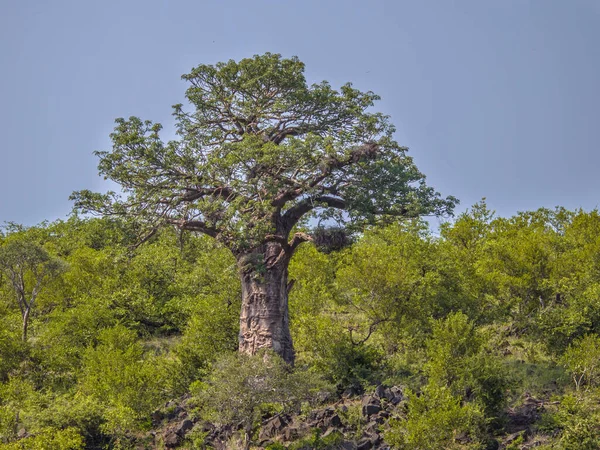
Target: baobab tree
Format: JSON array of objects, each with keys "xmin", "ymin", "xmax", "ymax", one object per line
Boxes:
[{"xmin": 71, "ymin": 53, "xmax": 456, "ymax": 364}]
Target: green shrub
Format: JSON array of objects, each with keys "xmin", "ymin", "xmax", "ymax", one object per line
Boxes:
[
  {"xmin": 292, "ymin": 311, "xmax": 384, "ymax": 390},
  {"xmin": 0, "ymin": 317, "xmax": 27, "ymax": 382},
  {"xmin": 0, "ymin": 427, "xmax": 84, "ymax": 450},
  {"xmin": 385, "ymin": 384, "xmax": 486, "ymax": 449},
  {"xmin": 191, "ymin": 351, "xmax": 330, "ymax": 450},
  {"xmin": 539, "ymin": 393, "xmax": 600, "ymax": 450},
  {"xmin": 425, "ymin": 312, "xmax": 508, "ymax": 416},
  {"xmin": 561, "ymin": 334, "xmax": 600, "ymax": 390},
  {"xmin": 312, "ymin": 337, "xmax": 383, "ymax": 390},
  {"xmin": 287, "ymin": 428, "xmax": 344, "ymax": 449},
  {"xmin": 78, "ymin": 325, "xmax": 169, "ymax": 435},
  {"xmin": 173, "ymin": 295, "xmax": 239, "ymax": 385}
]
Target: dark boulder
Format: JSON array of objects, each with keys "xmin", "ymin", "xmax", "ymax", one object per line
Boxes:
[
  {"xmin": 259, "ymin": 414, "xmax": 290, "ymax": 440},
  {"xmin": 361, "ymin": 395, "xmax": 382, "ymax": 417}
]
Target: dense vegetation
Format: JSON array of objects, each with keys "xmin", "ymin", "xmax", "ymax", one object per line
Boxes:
[{"xmin": 2, "ymin": 202, "xmax": 600, "ymax": 448}]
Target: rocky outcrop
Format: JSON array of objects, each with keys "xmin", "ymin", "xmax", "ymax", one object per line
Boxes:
[
  {"xmin": 144, "ymin": 385, "xmax": 405, "ymax": 449},
  {"xmin": 143, "ymin": 388, "xmax": 553, "ymax": 449},
  {"xmin": 257, "ymin": 384, "xmax": 404, "ymax": 449}
]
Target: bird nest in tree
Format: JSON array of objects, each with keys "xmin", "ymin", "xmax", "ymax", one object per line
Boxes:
[{"xmin": 312, "ymin": 226, "xmax": 353, "ymax": 254}]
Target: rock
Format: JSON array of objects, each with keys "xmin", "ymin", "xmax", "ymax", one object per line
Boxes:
[
  {"xmin": 383, "ymin": 389, "xmax": 395, "ymax": 402},
  {"xmin": 368, "ymin": 431, "xmax": 382, "ymax": 446},
  {"xmin": 363, "ymin": 403, "xmax": 382, "ymax": 416},
  {"xmin": 282, "ymin": 426, "xmax": 300, "ymax": 441},
  {"xmin": 507, "ymin": 397, "xmax": 542, "ymax": 429},
  {"xmin": 175, "ymin": 419, "xmax": 194, "ymax": 436},
  {"xmin": 164, "ymin": 431, "xmax": 180, "ymax": 448},
  {"xmin": 505, "ymin": 430, "xmax": 527, "ymax": 444},
  {"xmin": 151, "ymin": 409, "xmax": 163, "ymax": 426},
  {"xmin": 342, "ymin": 385, "xmax": 361, "ymax": 398},
  {"xmin": 364, "ymin": 421, "xmax": 379, "ymax": 435},
  {"xmin": 326, "ymin": 413, "xmax": 343, "ymax": 428},
  {"xmin": 308, "ymin": 407, "xmax": 340, "ymax": 429},
  {"xmin": 321, "ymin": 428, "xmax": 338, "ymax": 439},
  {"xmin": 259, "ymin": 414, "xmax": 289, "ymax": 440},
  {"xmin": 198, "ymin": 421, "xmax": 214, "ymax": 433},
  {"xmin": 389, "ymin": 386, "xmax": 403, "ymax": 405},
  {"xmin": 340, "ymin": 442, "xmax": 356, "ymax": 450},
  {"xmin": 309, "ymin": 409, "xmax": 326, "ymax": 422},
  {"xmin": 454, "ymin": 431, "xmax": 471, "ymax": 444},
  {"xmin": 361, "ymin": 395, "xmax": 382, "ymax": 417},
  {"xmin": 357, "ymin": 437, "xmax": 373, "ymax": 450},
  {"xmin": 165, "ymin": 405, "xmax": 183, "ymax": 420},
  {"xmin": 163, "ymin": 418, "xmax": 193, "ymax": 448},
  {"xmin": 485, "ymin": 438, "xmax": 500, "ymax": 450},
  {"xmin": 373, "ymin": 384, "xmax": 397, "ymax": 402},
  {"xmin": 374, "ymin": 384, "xmax": 387, "ymax": 399}
]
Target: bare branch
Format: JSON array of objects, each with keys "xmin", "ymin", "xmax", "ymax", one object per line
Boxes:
[
  {"xmin": 289, "ymin": 232, "xmax": 313, "ymax": 254},
  {"xmin": 349, "ymin": 318, "xmax": 390, "ymax": 346},
  {"xmin": 272, "ymin": 142, "xmax": 378, "ymax": 208},
  {"xmin": 168, "ymin": 219, "xmax": 219, "ymax": 238},
  {"xmin": 283, "ymin": 196, "xmax": 347, "ymax": 231}
]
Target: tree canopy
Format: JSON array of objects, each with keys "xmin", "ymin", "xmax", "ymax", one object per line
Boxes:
[{"xmin": 71, "ymin": 53, "xmax": 456, "ymax": 254}]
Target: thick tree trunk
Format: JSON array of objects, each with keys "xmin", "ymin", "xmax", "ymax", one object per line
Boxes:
[{"xmin": 237, "ymin": 245, "xmax": 294, "ymax": 364}]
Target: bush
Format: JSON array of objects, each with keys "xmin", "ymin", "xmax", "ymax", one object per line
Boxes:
[
  {"xmin": 425, "ymin": 312, "xmax": 508, "ymax": 416},
  {"xmin": 0, "ymin": 317, "xmax": 27, "ymax": 382},
  {"xmin": 307, "ymin": 336, "xmax": 384, "ymax": 391},
  {"xmin": 191, "ymin": 351, "xmax": 330, "ymax": 450},
  {"xmin": 561, "ymin": 334, "xmax": 600, "ymax": 390},
  {"xmin": 385, "ymin": 383, "xmax": 486, "ymax": 449},
  {"xmin": 0, "ymin": 427, "xmax": 84, "ymax": 450},
  {"xmin": 78, "ymin": 325, "xmax": 169, "ymax": 435},
  {"xmin": 287, "ymin": 428, "xmax": 344, "ymax": 449},
  {"xmin": 535, "ymin": 294, "xmax": 600, "ymax": 355},
  {"xmin": 539, "ymin": 393, "xmax": 600, "ymax": 450},
  {"xmin": 173, "ymin": 295, "xmax": 239, "ymax": 386}
]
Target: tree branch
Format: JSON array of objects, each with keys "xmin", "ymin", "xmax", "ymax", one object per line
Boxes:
[
  {"xmin": 289, "ymin": 232, "xmax": 313, "ymax": 254},
  {"xmin": 349, "ymin": 318, "xmax": 390, "ymax": 346},
  {"xmin": 271, "ymin": 142, "xmax": 378, "ymax": 208},
  {"xmin": 282, "ymin": 196, "xmax": 347, "ymax": 231},
  {"xmin": 168, "ymin": 219, "xmax": 219, "ymax": 238}
]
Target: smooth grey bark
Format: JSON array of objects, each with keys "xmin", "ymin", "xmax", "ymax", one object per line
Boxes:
[{"xmin": 22, "ymin": 307, "xmax": 30, "ymax": 342}]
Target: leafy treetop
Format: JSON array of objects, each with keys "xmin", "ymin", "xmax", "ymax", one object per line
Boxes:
[{"xmin": 72, "ymin": 53, "xmax": 456, "ymax": 254}]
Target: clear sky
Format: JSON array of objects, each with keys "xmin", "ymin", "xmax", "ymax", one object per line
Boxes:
[{"xmin": 1, "ymin": 0, "xmax": 599, "ymax": 226}]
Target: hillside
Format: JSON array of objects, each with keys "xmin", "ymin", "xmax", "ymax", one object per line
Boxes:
[{"xmin": 2, "ymin": 202, "xmax": 600, "ymax": 448}]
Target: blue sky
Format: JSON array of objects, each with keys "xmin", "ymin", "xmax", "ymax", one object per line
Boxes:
[{"xmin": 1, "ymin": 0, "xmax": 599, "ymax": 225}]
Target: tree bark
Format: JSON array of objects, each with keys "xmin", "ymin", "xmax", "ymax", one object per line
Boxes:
[
  {"xmin": 237, "ymin": 244, "xmax": 294, "ymax": 364},
  {"xmin": 22, "ymin": 307, "xmax": 30, "ymax": 342}
]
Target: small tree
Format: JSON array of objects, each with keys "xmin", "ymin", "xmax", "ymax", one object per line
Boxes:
[
  {"xmin": 0, "ymin": 239, "xmax": 66, "ymax": 341},
  {"xmin": 385, "ymin": 383, "xmax": 486, "ymax": 450},
  {"xmin": 561, "ymin": 334, "xmax": 600, "ymax": 390},
  {"xmin": 193, "ymin": 351, "xmax": 328, "ymax": 450},
  {"xmin": 71, "ymin": 53, "xmax": 456, "ymax": 364}
]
